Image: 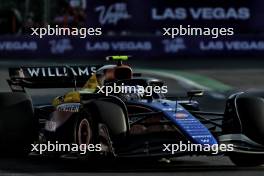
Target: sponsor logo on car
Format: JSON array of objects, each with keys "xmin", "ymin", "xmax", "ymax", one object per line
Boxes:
[
  {"xmin": 57, "ymin": 103, "xmax": 81, "ymax": 112},
  {"xmin": 45, "ymin": 121, "xmax": 57, "ymax": 132},
  {"xmin": 24, "ymin": 66, "xmax": 97, "ymax": 77},
  {"xmin": 175, "ymin": 112, "xmax": 189, "ymax": 118}
]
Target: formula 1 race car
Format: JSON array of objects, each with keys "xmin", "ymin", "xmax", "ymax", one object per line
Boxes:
[{"xmin": 0, "ymin": 56, "xmax": 264, "ymax": 166}]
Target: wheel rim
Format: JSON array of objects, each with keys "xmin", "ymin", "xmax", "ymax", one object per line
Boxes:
[{"xmin": 77, "ymin": 118, "xmax": 92, "ymax": 146}]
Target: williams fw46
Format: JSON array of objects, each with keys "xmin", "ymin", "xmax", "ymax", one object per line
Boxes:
[{"xmin": 1, "ymin": 56, "xmax": 264, "ymax": 166}]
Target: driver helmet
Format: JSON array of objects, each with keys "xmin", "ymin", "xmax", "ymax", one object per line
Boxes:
[
  {"xmin": 96, "ymin": 64, "xmax": 133, "ymax": 85},
  {"xmin": 83, "ymin": 64, "xmax": 133, "ymax": 91}
]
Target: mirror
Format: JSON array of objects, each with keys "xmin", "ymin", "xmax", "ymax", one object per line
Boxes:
[{"xmin": 187, "ymin": 90, "xmax": 204, "ymax": 98}]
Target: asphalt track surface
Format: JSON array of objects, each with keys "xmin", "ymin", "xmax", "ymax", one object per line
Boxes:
[{"xmin": 0, "ymin": 59, "xmax": 264, "ymax": 175}]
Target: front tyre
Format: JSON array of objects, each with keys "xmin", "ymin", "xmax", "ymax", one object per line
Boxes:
[
  {"xmin": 75, "ymin": 117, "xmax": 92, "ymax": 147},
  {"xmin": 73, "ymin": 111, "xmax": 98, "ymax": 159},
  {"xmin": 223, "ymin": 93, "xmax": 264, "ymax": 166},
  {"xmin": 0, "ymin": 92, "xmax": 37, "ymax": 156}
]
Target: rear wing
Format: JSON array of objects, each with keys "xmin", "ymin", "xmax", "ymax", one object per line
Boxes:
[{"xmin": 7, "ymin": 65, "xmax": 101, "ymax": 91}]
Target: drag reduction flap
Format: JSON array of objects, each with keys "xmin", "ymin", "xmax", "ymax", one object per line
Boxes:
[{"xmin": 8, "ymin": 65, "xmax": 101, "ymax": 89}]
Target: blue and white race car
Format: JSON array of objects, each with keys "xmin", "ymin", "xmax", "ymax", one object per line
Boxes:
[{"xmin": 1, "ymin": 56, "xmax": 264, "ymax": 166}]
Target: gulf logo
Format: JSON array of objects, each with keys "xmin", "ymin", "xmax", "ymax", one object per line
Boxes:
[{"xmin": 175, "ymin": 113, "xmax": 188, "ymax": 118}]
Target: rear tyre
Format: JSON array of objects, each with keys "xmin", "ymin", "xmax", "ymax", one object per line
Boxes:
[{"xmin": 0, "ymin": 92, "xmax": 37, "ymax": 156}]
